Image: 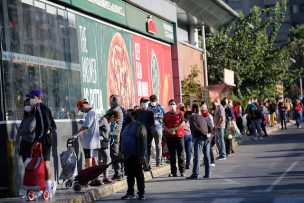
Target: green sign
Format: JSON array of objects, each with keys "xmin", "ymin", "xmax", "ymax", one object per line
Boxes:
[
  {"xmin": 55, "ymin": 0, "xmax": 126, "ymax": 25},
  {"xmin": 53, "ymin": 0, "xmax": 175, "ymax": 43},
  {"xmin": 126, "ymin": 4, "xmax": 175, "ymax": 43}
]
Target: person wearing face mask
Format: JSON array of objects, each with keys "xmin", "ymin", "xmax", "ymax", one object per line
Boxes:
[
  {"xmin": 135, "ymin": 97, "xmax": 154, "ymax": 171},
  {"xmin": 163, "ymin": 99, "xmax": 186, "ymax": 177},
  {"xmin": 187, "ymin": 103, "xmax": 214, "ymax": 179},
  {"xmin": 107, "ymin": 94, "xmax": 124, "ymax": 180},
  {"xmin": 120, "ymin": 109, "xmax": 147, "ymax": 200},
  {"xmin": 18, "ymin": 98, "xmax": 36, "ymax": 163},
  {"xmin": 213, "ymin": 98, "xmax": 226, "ymax": 160},
  {"xmin": 26, "ymin": 88, "xmax": 57, "ymax": 198},
  {"xmin": 148, "ymin": 95, "xmax": 166, "ymax": 167},
  {"xmin": 98, "ymin": 109, "xmax": 121, "ymax": 184}
]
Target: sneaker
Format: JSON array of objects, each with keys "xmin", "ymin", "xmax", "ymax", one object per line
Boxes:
[
  {"xmin": 180, "ymin": 173, "xmax": 186, "ymax": 177},
  {"xmin": 203, "ymin": 175, "xmax": 210, "ymax": 179},
  {"xmin": 89, "ymin": 179, "xmax": 103, "ymax": 186},
  {"xmin": 112, "ymin": 173, "xmax": 124, "ymax": 181},
  {"xmin": 210, "ymin": 163, "xmax": 215, "ymax": 167},
  {"xmin": 168, "ymin": 173, "xmax": 177, "ymax": 177},
  {"xmin": 216, "ymin": 156, "xmax": 226, "ymax": 161},
  {"xmin": 186, "ymin": 165, "xmax": 190, "ymax": 169},
  {"xmin": 186, "ymin": 175, "xmax": 198, "ymax": 179},
  {"xmin": 254, "ymin": 137, "xmax": 258, "ymax": 141},
  {"xmin": 259, "ymin": 136, "xmax": 263, "ymax": 140},
  {"xmin": 121, "ymin": 194, "xmax": 136, "ymax": 200},
  {"xmin": 137, "ymin": 194, "xmax": 146, "ymax": 200},
  {"xmin": 299, "ymin": 125, "xmax": 302, "ymax": 128},
  {"xmin": 103, "ymin": 177, "xmax": 115, "ymax": 184}
]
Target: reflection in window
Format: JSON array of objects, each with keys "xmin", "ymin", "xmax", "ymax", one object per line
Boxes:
[{"xmin": 3, "ymin": 0, "xmax": 81, "ymax": 120}]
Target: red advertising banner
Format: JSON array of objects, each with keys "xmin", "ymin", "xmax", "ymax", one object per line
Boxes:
[{"xmin": 132, "ymin": 35, "xmax": 173, "ymax": 107}]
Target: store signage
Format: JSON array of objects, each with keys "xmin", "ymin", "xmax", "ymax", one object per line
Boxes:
[
  {"xmin": 86, "ymin": 0, "xmax": 125, "ymax": 16},
  {"xmin": 54, "ymin": 0, "xmax": 175, "ymax": 43},
  {"xmin": 147, "ymin": 16, "xmax": 156, "ymax": 34}
]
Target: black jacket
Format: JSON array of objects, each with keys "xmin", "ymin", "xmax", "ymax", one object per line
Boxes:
[{"xmin": 35, "ymin": 103, "xmax": 56, "ymax": 145}]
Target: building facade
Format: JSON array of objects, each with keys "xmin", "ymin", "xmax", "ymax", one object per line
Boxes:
[
  {"xmin": 0, "ymin": 0, "xmax": 178, "ymax": 196},
  {"xmin": 0, "ymin": 0, "xmax": 238, "ymax": 197}
]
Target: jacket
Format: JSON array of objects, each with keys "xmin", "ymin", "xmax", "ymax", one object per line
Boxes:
[
  {"xmin": 189, "ymin": 114, "xmax": 213, "ymax": 140},
  {"xmin": 18, "ymin": 115, "xmax": 36, "ymax": 144},
  {"xmin": 121, "ymin": 122, "xmax": 147, "ymax": 158},
  {"xmin": 35, "ymin": 103, "xmax": 56, "ymax": 145}
]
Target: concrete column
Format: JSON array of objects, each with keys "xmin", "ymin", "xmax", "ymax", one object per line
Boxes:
[
  {"xmin": 201, "ymin": 25, "xmax": 208, "ymax": 87},
  {"xmin": 189, "ymin": 26, "xmax": 198, "ymax": 48}
]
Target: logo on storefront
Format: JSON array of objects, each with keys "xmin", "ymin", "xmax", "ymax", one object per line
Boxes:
[{"xmin": 147, "ymin": 15, "xmax": 156, "ymax": 34}]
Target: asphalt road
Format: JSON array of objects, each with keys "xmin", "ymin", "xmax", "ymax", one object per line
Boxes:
[{"xmin": 96, "ymin": 125, "xmax": 304, "ymax": 203}]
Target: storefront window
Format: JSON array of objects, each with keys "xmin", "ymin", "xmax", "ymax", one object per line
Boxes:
[{"xmin": 2, "ymin": 0, "xmax": 81, "ymax": 120}]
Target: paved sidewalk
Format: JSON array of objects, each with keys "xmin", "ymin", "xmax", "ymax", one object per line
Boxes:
[
  {"xmin": 0, "ymin": 121, "xmax": 293, "ymax": 203},
  {"xmin": 0, "ymin": 163, "xmax": 170, "ymax": 203}
]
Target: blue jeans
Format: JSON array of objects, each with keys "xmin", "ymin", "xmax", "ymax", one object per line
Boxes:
[
  {"xmin": 295, "ymin": 112, "xmax": 302, "ymax": 127},
  {"xmin": 150, "ymin": 127, "xmax": 163, "ymax": 164},
  {"xmin": 192, "ymin": 137, "xmax": 211, "ymax": 177},
  {"xmin": 184, "ymin": 134, "xmax": 192, "ymax": 167},
  {"xmin": 251, "ymin": 119, "xmax": 262, "ymax": 137},
  {"xmin": 215, "ymin": 127, "xmax": 226, "ymax": 157}
]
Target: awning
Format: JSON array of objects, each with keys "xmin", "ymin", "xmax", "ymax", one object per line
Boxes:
[{"xmin": 172, "ymin": 0, "xmax": 239, "ymax": 30}]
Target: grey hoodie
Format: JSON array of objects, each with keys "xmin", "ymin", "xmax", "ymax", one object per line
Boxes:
[
  {"xmin": 108, "ymin": 95, "xmax": 123, "ymax": 142},
  {"xmin": 18, "ymin": 116, "xmax": 36, "ymax": 144}
]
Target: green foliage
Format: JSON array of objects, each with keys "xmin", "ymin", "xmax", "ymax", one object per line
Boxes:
[
  {"xmin": 181, "ymin": 65, "xmax": 202, "ymax": 99},
  {"xmin": 206, "ymin": 0, "xmax": 303, "ymax": 98}
]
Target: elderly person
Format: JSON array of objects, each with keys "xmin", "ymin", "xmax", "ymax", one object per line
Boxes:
[{"xmin": 187, "ymin": 104, "xmax": 214, "ymax": 179}]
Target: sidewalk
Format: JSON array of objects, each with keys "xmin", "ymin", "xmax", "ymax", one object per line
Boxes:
[
  {"xmin": 0, "ymin": 161, "xmax": 171, "ymax": 203},
  {"xmin": 0, "ymin": 121, "xmax": 292, "ymax": 203}
]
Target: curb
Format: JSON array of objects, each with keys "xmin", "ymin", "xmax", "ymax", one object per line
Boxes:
[{"xmin": 55, "ymin": 163, "xmax": 171, "ymax": 203}]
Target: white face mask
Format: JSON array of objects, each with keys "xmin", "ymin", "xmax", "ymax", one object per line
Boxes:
[
  {"xmin": 169, "ymin": 104, "xmax": 177, "ymax": 111},
  {"xmin": 24, "ymin": 105, "xmax": 32, "ymax": 112},
  {"xmin": 30, "ymin": 98, "xmax": 37, "ymax": 106},
  {"xmin": 151, "ymin": 102, "xmax": 157, "ymax": 107},
  {"xmin": 141, "ymin": 102, "xmax": 149, "ymax": 109}
]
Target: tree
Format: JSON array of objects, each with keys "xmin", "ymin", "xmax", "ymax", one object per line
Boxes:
[
  {"xmin": 181, "ymin": 65, "xmax": 202, "ymax": 101},
  {"xmin": 206, "ymin": 0, "xmax": 303, "ymax": 99}
]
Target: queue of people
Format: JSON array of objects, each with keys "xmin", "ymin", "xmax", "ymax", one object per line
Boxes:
[{"xmin": 17, "ymin": 89, "xmax": 304, "ymax": 200}]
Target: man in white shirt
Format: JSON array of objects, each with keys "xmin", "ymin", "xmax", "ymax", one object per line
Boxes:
[{"xmin": 75, "ymin": 99, "xmax": 101, "ymax": 169}]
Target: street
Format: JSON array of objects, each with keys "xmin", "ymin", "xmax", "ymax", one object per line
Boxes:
[{"xmin": 97, "ymin": 125, "xmax": 304, "ymax": 203}]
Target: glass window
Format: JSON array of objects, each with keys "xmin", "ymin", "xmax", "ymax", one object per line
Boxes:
[
  {"xmin": 3, "ymin": 0, "xmax": 81, "ymax": 120},
  {"xmin": 300, "ymin": 4, "xmax": 304, "ymax": 13},
  {"xmin": 291, "ymin": 4, "xmax": 300, "ymax": 14}
]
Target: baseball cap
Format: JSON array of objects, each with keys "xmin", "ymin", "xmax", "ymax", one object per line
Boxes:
[
  {"xmin": 26, "ymin": 89, "xmax": 43, "ymax": 97},
  {"xmin": 76, "ymin": 99, "xmax": 88, "ymax": 111},
  {"xmin": 140, "ymin": 97, "xmax": 149, "ymax": 103}
]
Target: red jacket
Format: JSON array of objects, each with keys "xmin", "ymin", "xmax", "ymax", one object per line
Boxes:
[
  {"xmin": 163, "ymin": 111, "xmax": 184, "ymax": 138},
  {"xmin": 294, "ymin": 103, "xmax": 302, "ymax": 113}
]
